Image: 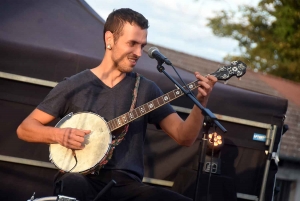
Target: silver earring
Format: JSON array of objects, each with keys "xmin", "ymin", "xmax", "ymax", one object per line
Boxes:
[{"xmin": 107, "ymin": 44, "xmax": 112, "ymax": 50}]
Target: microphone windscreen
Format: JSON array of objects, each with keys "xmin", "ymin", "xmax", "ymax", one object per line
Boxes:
[{"xmin": 148, "ymin": 47, "xmax": 159, "ymax": 58}]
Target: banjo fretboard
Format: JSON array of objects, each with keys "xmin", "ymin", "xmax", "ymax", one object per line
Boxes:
[{"xmin": 107, "ymin": 80, "xmax": 198, "ymax": 131}]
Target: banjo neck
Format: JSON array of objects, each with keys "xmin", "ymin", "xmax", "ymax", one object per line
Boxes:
[
  {"xmin": 107, "ymin": 60, "xmax": 247, "ymax": 132},
  {"xmin": 107, "ymin": 79, "xmax": 198, "ymax": 132}
]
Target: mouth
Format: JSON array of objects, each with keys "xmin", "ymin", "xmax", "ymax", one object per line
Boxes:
[{"xmin": 128, "ymin": 57, "xmax": 138, "ymax": 66}]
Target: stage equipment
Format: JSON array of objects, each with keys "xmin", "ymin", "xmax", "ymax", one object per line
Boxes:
[
  {"xmin": 28, "ymin": 194, "xmax": 77, "ymax": 201},
  {"xmin": 150, "ymin": 48, "xmax": 247, "ymax": 201},
  {"xmin": 207, "ymin": 132, "xmax": 223, "ymax": 153},
  {"xmin": 93, "ymin": 180, "xmax": 116, "ymax": 201},
  {"xmin": 203, "ymin": 132, "xmax": 223, "ymax": 175}
]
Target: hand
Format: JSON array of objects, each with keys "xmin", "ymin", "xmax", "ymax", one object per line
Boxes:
[
  {"xmin": 194, "ymin": 72, "xmax": 217, "ymax": 105},
  {"xmin": 56, "ymin": 128, "xmax": 91, "ymax": 150}
]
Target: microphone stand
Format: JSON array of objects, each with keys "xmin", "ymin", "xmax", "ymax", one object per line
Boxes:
[
  {"xmin": 93, "ymin": 180, "xmax": 116, "ymax": 201},
  {"xmin": 156, "ymin": 63, "xmax": 227, "ymax": 201}
]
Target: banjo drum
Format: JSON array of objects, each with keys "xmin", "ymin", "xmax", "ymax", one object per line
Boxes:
[{"xmin": 49, "ymin": 112, "xmax": 112, "ymax": 174}]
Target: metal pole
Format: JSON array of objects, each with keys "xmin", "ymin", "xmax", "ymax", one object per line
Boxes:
[{"xmin": 259, "ymin": 125, "xmax": 277, "ymax": 201}]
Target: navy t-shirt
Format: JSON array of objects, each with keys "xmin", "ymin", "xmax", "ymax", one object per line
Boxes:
[{"xmin": 37, "ymin": 69, "xmax": 175, "ymax": 181}]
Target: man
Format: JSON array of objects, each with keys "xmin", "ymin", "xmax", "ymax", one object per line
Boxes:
[{"xmin": 17, "ymin": 8, "xmax": 217, "ymax": 201}]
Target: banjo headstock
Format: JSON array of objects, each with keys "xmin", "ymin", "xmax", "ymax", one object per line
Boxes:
[{"xmin": 210, "ymin": 60, "xmax": 247, "ymax": 81}]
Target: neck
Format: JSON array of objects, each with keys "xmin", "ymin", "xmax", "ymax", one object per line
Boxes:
[{"xmin": 91, "ymin": 63, "xmax": 126, "ymax": 88}]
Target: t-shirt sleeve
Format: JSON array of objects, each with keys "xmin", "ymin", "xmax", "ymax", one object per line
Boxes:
[{"xmin": 37, "ymin": 79, "xmax": 69, "ymax": 118}]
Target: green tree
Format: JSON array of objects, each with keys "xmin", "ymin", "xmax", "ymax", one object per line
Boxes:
[{"xmin": 207, "ymin": 0, "xmax": 300, "ymax": 82}]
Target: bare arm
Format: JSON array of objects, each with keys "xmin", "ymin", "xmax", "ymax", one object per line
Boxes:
[
  {"xmin": 159, "ymin": 72, "xmax": 217, "ymax": 146},
  {"xmin": 17, "ymin": 108, "xmax": 90, "ymax": 150}
]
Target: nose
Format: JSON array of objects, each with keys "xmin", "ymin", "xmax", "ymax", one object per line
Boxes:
[{"xmin": 133, "ymin": 46, "xmax": 143, "ymax": 57}]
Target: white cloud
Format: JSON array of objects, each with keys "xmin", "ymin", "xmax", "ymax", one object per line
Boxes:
[{"xmin": 85, "ymin": 0, "xmax": 259, "ymax": 62}]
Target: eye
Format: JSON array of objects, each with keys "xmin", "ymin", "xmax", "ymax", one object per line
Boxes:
[{"xmin": 128, "ymin": 41, "xmax": 135, "ymax": 47}]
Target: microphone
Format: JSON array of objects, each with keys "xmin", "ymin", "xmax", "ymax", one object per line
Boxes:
[{"xmin": 148, "ymin": 47, "xmax": 172, "ymax": 65}]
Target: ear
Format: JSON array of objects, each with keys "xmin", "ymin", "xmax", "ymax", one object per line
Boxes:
[{"xmin": 105, "ymin": 31, "xmax": 114, "ymax": 47}]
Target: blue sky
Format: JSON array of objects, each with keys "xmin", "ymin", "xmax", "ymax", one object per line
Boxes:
[{"xmin": 85, "ymin": 0, "xmax": 260, "ymax": 62}]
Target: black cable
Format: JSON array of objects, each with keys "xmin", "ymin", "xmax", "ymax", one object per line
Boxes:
[
  {"xmin": 67, "ymin": 150, "xmax": 78, "ymax": 172},
  {"xmin": 207, "ymin": 137, "xmax": 214, "ymax": 201}
]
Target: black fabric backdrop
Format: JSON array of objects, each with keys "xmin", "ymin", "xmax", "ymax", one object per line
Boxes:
[{"xmin": 0, "ymin": 0, "xmax": 288, "ymax": 200}]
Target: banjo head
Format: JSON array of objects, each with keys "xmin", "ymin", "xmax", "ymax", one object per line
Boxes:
[{"xmin": 49, "ymin": 112, "xmax": 112, "ymax": 173}]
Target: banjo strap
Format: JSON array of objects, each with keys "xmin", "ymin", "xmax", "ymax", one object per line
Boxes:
[
  {"xmin": 100, "ymin": 73, "xmax": 141, "ymax": 166},
  {"xmin": 112, "ymin": 72, "xmax": 141, "ymax": 146}
]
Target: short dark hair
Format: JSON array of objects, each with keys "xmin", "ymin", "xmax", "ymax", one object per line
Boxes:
[{"xmin": 103, "ymin": 8, "xmax": 149, "ymax": 46}]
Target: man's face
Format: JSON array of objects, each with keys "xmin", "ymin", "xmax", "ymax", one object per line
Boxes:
[{"xmin": 110, "ymin": 22, "xmax": 147, "ymax": 73}]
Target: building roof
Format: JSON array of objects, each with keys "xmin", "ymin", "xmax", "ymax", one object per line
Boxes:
[{"xmin": 145, "ymin": 43, "xmax": 300, "ymax": 161}]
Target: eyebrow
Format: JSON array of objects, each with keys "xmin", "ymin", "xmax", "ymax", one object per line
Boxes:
[{"xmin": 129, "ymin": 40, "xmax": 147, "ymax": 47}]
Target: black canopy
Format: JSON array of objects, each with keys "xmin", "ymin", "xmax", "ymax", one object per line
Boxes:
[{"xmin": 0, "ymin": 0, "xmax": 287, "ymax": 200}]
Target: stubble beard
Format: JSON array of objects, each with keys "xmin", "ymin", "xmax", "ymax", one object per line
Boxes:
[{"xmin": 112, "ymin": 53, "xmax": 136, "ymax": 73}]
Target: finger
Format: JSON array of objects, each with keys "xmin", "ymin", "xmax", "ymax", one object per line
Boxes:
[
  {"xmin": 195, "ymin": 72, "xmax": 209, "ymax": 82},
  {"xmin": 198, "ymin": 81, "xmax": 211, "ymax": 90},
  {"xmin": 75, "ymin": 129, "xmax": 91, "ymax": 137},
  {"xmin": 61, "ymin": 128, "xmax": 86, "ymax": 149},
  {"xmin": 206, "ymin": 74, "xmax": 218, "ymax": 83},
  {"xmin": 68, "ymin": 137, "xmax": 86, "ymax": 149},
  {"xmin": 61, "ymin": 138, "xmax": 83, "ymax": 150},
  {"xmin": 68, "ymin": 143, "xmax": 85, "ymax": 150},
  {"xmin": 81, "ymin": 129, "xmax": 91, "ymax": 134},
  {"xmin": 197, "ymin": 87, "xmax": 208, "ymax": 97},
  {"xmin": 72, "ymin": 134, "xmax": 86, "ymax": 143}
]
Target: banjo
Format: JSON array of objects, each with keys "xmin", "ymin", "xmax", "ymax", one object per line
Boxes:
[{"xmin": 49, "ymin": 60, "xmax": 247, "ymax": 174}]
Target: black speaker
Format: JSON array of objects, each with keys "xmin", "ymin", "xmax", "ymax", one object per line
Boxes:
[
  {"xmin": 173, "ymin": 118, "xmax": 283, "ymax": 201},
  {"xmin": 172, "ymin": 167, "xmax": 237, "ymax": 201}
]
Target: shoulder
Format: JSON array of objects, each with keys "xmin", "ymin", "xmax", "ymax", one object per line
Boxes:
[
  {"xmin": 130, "ymin": 73, "xmax": 164, "ymax": 100},
  {"xmin": 63, "ymin": 69, "xmax": 92, "ymax": 83},
  {"xmin": 134, "ymin": 73, "xmax": 159, "ymax": 89},
  {"xmin": 125, "ymin": 72, "xmax": 159, "ymax": 89},
  {"xmin": 55, "ymin": 69, "xmax": 94, "ymax": 88}
]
